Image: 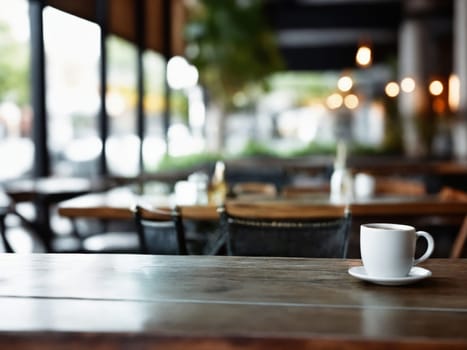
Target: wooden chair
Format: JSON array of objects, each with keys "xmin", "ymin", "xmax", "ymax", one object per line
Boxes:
[
  {"xmin": 133, "ymin": 204, "xmax": 187, "ymax": 255},
  {"xmin": 439, "ymin": 186, "xmax": 467, "ymax": 202},
  {"xmin": 451, "ymin": 217, "xmax": 467, "ymax": 258},
  {"xmin": 217, "ymin": 201, "xmax": 351, "ymax": 258},
  {"xmin": 69, "ymin": 208, "xmax": 140, "ymax": 254},
  {"xmin": 440, "ymin": 187, "xmax": 467, "ymax": 258}
]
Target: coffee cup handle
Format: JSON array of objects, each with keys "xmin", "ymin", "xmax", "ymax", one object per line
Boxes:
[{"xmin": 414, "ymin": 231, "xmax": 435, "ymax": 265}]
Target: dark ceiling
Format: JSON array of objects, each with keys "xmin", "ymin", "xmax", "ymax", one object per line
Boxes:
[
  {"xmin": 264, "ymin": 0, "xmax": 453, "ymax": 71},
  {"xmin": 45, "ymin": 0, "xmax": 453, "ymax": 72}
]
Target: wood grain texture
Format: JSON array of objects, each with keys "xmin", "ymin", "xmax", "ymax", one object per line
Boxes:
[
  {"xmin": 0, "ymin": 254, "xmax": 466, "ymax": 349},
  {"xmin": 58, "ymin": 192, "xmax": 467, "ymax": 221},
  {"xmin": 224, "ymin": 200, "xmax": 348, "ymax": 219}
]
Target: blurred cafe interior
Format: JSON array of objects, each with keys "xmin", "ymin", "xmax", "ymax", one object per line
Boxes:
[{"xmin": 0, "ymin": 0, "xmax": 466, "ymax": 258}]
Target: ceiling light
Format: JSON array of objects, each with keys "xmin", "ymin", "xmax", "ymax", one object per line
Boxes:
[{"xmin": 356, "ymin": 45, "xmax": 372, "ymax": 67}]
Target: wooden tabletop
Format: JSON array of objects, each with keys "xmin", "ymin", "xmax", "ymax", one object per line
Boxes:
[
  {"xmin": 3, "ymin": 177, "xmax": 104, "ymax": 202},
  {"xmin": 57, "ymin": 187, "xmax": 219, "ymax": 220},
  {"xmin": 0, "ymin": 254, "xmax": 466, "ymax": 349},
  {"xmin": 57, "ymin": 188, "xmax": 467, "ymax": 221},
  {"xmin": 229, "ymin": 195, "xmax": 467, "ymax": 217}
]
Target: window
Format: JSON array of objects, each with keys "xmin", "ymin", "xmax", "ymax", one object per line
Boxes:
[
  {"xmin": 43, "ymin": 6, "xmax": 100, "ymax": 177},
  {"xmin": 0, "ymin": 0, "xmax": 32, "ymax": 181},
  {"xmin": 106, "ymin": 36, "xmax": 138, "ymax": 177}
]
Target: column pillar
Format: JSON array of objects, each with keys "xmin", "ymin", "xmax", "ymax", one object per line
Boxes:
[
  {"xmin": 398, "ymin": 17, "xmax": 429, "ymax": 157},
  {"xmin": 29, "ymin": 0, "xmax": 49, "ymax": 177},
  {"xmin": 96, "ymin": 0, "xmax": 108, "ymax": 176},
  {"xmin": 453, "ymin": 0, "xmax": 467, "ymax": 159}
]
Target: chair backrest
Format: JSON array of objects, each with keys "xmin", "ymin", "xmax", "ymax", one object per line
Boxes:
[
  {"xmin": 440, "ymin": 187, "xmax": 467, "ymax": 258},
  {"xmin": 218, "ymin": 201, "xmax": 351, "ymax": 258},
  {"xmin": 439, "ymin": 186, "xmax": 467, "ymax": 202},
  {"xmin": 133, "ymin": 204, "xmax": 187, "ymax": 255}
]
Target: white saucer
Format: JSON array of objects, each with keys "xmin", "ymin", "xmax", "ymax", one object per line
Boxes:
[{"xmin": 348, "ymin": 266, "xmax": 432, "ymax": 286}]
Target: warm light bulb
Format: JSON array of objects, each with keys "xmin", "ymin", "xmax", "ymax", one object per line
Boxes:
[
  {"xmin": 337, "ymin": 76, "xmax": 353, "ymax": 92},
  {"xmin": 356, "ymin": 45, "xmax": 372, "ymax": 67},
  {"xmin": 385, "ymin": 82, "xmax": 400, "ymax": 98},
  {"xmin": 429, "ymin": 80, "xmax": 443, "ymax": 96},
  {"xmin": 344, "ymin": 94, "xmax": 359, "ymax": 109},
  {"xmin": 401, "ymin": 77, "xmax": 415, "ymax": 93},
  {"xmin": 326, "ymin": 93, "xmax": 343, "ymax": 110}
]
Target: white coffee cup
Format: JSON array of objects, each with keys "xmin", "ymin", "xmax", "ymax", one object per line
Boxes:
[{"xmin": 360, "ymin": 223, "xmax": 435, "ymax": 278}]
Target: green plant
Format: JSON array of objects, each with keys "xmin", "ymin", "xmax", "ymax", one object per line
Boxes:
[
  {"xmin": 234, "ymin": 140, "xmax": 277, "ymax": 158},
  {"xmin": 156, "ymin": 152, "xmax": 222, "ymax": 171},
  {"xmin": 184, "ymin": 0, "xmax": 284, "ymax": 109},
  {"xmin": 0, "ymin": 22, "xmax": 29, "ymax": 105}
]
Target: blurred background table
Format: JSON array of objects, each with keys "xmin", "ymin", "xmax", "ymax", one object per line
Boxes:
[
  {"xmin": 57, "ymin": 187, "xmax": 467, "ymax": 257},
  {"xmin": 2, "ymin": 177, "xmax": 108, "ymax": 252}
]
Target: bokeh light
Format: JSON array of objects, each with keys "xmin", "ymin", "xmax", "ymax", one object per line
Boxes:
[{"xmin": 385, "ymin": 82, "xmax": 400, "ymax": 97}]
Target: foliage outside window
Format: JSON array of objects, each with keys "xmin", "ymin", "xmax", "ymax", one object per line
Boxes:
[
  {"xmin": 0, "ymin": 1, "xmax": 32, "ymax": 181},
  {"xmin": 0, "ymin": 23, "xmax": 29, "ymax": 106},
  {"xmin": 184, "ymin": 0, "xmax": 284, "ymax": 110}
]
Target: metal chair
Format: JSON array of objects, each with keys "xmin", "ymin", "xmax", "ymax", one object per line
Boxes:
[
  {"xmin": 0, "ymin": 207, "xmax": 13, "ymax": 253},
  {"xmin": 133, "ymin": 204, "xmax": 187, "ymax": 255},
  {"xmin": 217, "ymin": 201, "xmax": 351, "ymax": 258}
]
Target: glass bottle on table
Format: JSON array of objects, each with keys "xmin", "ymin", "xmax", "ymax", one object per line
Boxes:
[
  {"xmin": 330, "ymin": 141, "xmax": 353, "ymax": 203},
  {"xmin": 209, "ymin": 161, "xmax": 228, "ymax": 205},
  {"xmin": 188, "ymin": 171, "xmax": 209, "ymax": 204}
]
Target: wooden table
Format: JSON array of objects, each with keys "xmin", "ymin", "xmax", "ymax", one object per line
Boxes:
[
  {"xmin": 58, "ymin": 189, "xmax": 467, "ymax": 221},
  {"xmin": 57, "ymin": 190, "xmax": 467, "ymax": 257},
  {"xmin": 3, "ymin": 177, "xmax": 108, "ymax": 252},
  {"xmin": 57, "ymin": 186, "xmax": 219, "ymax": 221},
  {"xmin": 0, "ymin": 254, "xmax": 466, "ymax": 349}
]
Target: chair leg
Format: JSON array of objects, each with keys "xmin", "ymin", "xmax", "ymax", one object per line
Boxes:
[
  {"xmin": 450, "ymin": 215, "xmax": 467, "ymax": 258},
  {"xmin": 0, "ymin": 212, "xmax": 14, "ymax": 253},
  {"xmin": 207, "ymin": 231, "xmax": 227, "ymax": 255}
]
